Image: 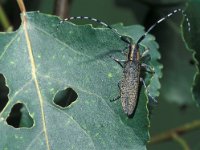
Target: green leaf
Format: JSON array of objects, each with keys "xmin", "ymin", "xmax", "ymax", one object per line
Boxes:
[
  {"xmin": 0, "ymin": 12, "xmax": 161, "ymax": 149},
  {"xmin": 183, "ymin": 0, "xmax": 200, "ymax": 106}
]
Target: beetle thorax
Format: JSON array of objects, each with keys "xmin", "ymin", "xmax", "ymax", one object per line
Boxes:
[{"xmin": 128, "ymin": 44, "xmax": 140, "ymax": 61}]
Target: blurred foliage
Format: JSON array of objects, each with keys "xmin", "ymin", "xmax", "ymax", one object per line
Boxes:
[
  {"xmin": 0, "ymin": 0, "xmax": 199, "ymax": 150},
  {"xmin": 183, "ymin": 0, "xmax": 200, "ymax": 106}
]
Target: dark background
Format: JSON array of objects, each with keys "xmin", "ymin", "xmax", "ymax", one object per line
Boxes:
[{"xmin": 0, "ymin": 0, "xmax": 199, "ymax": 149}]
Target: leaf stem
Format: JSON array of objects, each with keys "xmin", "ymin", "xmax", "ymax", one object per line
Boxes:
[
  {"xmin": 0, "ymin": 5, "xmax": 12, "ymax": 31},
  {"xmin": 150, "ymin": 120, "xmax": 200, "ymax": 144},
  {"xmin": 172, "ymin": 133, "xmax": 190, "ymax": 150},
  {"xmin": 17, "ymin": 0, "xmax": 26, "ymax": 15}
]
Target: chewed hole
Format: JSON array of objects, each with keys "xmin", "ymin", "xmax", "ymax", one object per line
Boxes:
[
  {"xmin": 0, "ymin": 74, "xmax": 9, "ymax": 112},
  {"xmin": 6, "ymin": 103, "xmax": 34, "ymax": 128},
  {"xmin": 54, "ymin": 87, "xmax": 78, "ymax": 108}
]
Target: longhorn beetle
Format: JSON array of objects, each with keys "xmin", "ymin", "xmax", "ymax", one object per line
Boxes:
[{"xmin": 58, "ymin": 9, "xmax": 190, "ymax": 116}]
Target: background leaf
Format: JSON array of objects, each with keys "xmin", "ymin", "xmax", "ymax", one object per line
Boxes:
[
  {"xmin": 183, "ymin": 0, "xmax": 200, "ymax": 106},
  {"xmin": 145, "ymin": 7, "xmax": 196, "ymax": 105},
  {"xmin": 0, "ymin": 12, "xmax": 161, "ymax": 149}
]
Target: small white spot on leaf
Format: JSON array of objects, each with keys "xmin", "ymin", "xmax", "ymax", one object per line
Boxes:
[
  {"xmin": 15, "ymin": 135, "xmax": 19, "ymax": 139},
  {"xmin": 50, "ymin": 88, "xmax": 54, "ymax": 92},
  {"xmin": 108, "ymin": 73, "xmax": 113, "ymax": 78},
  {"xmin": 10, "ymin": 61, "xmax": 15, "ymax": 65}
]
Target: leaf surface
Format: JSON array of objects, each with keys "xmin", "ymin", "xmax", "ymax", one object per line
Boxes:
[{"xmin": 0, "ymin": 12, "xmax": 161, "ymax": 149}]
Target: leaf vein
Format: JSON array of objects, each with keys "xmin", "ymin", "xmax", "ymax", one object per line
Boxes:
[
  {"xmin": 0, "ymin": 79, "xmax": 32, "ymax": 117},
  {"xmin": 0, "ymin": 31, "xmax": 21, "ymax": 61},
  {"xmin": 45, "ymin": 101, "xmax": 96, "ymax": 150},
  {"xmin": 26, "ymin": 130, "xmax": 44, "ymax": 150}
]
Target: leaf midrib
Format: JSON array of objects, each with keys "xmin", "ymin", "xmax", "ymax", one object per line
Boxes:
[{"xmin": 22, "ymin": 14, "xmax": 51, "ymax": 150}]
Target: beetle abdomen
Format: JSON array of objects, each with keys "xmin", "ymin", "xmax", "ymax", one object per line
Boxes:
[{"xmin": 121, "ymin": 61, "xmax": 141, "ymax": 116}]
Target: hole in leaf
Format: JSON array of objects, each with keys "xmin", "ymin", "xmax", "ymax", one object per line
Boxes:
[
  {"xmin": 0, "ymin": 74, "xmax": 9, "ymax": 112},
  {"xmin": 54, "ymin": 87, "xmax": 78, "ymax": 108},
  {"xmin": 6, "ymin": 103, "xmax": 34, "ymax": 128}
]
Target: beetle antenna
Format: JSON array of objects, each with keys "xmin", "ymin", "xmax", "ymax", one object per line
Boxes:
[
  {"xmin": 58, "ymin": 16, "xmax": 122, "ymax": 38},
  {"xmin": 136, "ymin": 9, "xmax": 191, "ymax": 46}
]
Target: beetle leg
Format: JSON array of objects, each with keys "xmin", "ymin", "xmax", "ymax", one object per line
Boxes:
[
  {"xmin": 110, "ymin": 81, "xmax": 121, "ymax": 102},
  {"xmin": 110, "ymin": 95, "xmax": 120, "ymax": 102},
  {"xmin": 141, "ymin": 48, "xmax": 149, "ymax": 58},
  {"xmin": 140, "ymin": 54, "xmax": 151, "ymax": 64},
  {"xmin": 141, "ymin": 63, "xmax": 155, "ymax": 74},
  {"xmin": 140, "ymin": 78, "xmax": 157, "ymax": 104},
  {"xmin": 140, "ymin": 48, "xmax": 151, "ymax": 64},
  {"xmin": 110, "ymin": 55, "xmax": 126, "ymax": 68}
]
